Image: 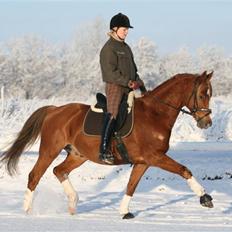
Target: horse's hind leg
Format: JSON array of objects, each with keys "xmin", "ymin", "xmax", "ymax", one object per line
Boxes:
[
  {"xmin": 120, "ymin": 164, "xmax": 148, "ymax": 219},
  {"xmin": 149, "ymin": 153, "xmax": 213, "ymax": 208},
  {"xmin": 53, "ymin": 147, "xmax": 87, "ymax": 215},
  {"xmin": 24, "ymin": 142, "xmax": 62, "ymax": 213}
]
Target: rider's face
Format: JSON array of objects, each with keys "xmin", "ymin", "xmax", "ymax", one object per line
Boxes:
[{"xmin": 116, "ymin": 27, "xmax": 129, "ymax": 40}]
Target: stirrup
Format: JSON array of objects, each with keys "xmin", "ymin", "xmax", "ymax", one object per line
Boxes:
[{"xmin": 99, "ymin": 151, "xmax": 114, "ymax": 165}]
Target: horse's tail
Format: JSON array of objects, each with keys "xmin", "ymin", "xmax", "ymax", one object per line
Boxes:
[{"xmin": 0, "ymin": 106, "xmax": 51, "ymax": 176}]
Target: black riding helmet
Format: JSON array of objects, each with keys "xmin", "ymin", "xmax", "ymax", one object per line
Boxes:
[{"xmin": 110, "ymin": 13, "xmax": 133, "ymax": 29}]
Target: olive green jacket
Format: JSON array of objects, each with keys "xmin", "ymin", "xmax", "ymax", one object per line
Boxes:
[{"xmin": 100, "ymin": 37, "xmax": 142, "ymax": 91}]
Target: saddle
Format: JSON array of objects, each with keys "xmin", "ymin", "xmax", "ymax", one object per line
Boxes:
[{"xmin": 83, "ymin": 92, "xmax": 134, "ymax": 138}]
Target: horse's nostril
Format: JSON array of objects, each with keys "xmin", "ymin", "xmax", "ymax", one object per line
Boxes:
[
  {"xmin": 206, "ymin": 122, "xmax": 212, "ymax": 129},
  {"xmin": 206, "ymin": 121, "xmax": 212, "ymax": 128}
]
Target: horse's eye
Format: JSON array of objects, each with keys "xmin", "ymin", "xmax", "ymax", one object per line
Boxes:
[{"xmin": 199, "ymin": 95, "xmax": 204, "ymax": 99}]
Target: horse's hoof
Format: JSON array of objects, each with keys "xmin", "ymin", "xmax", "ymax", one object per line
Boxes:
[
  {"xmin": 200, "ymin": 193, "xmax": 214, "ymax": 208},
  {"xmin": 122, "ymin": 212, "xmax": 135, "ymax": 219},
  {"xmin": 68, "ymin": 207, "xmax": 76, "ymax": 215},
  {"xmin": 23, "ymin": 203, "xmax": 32, "ymax": 214}
]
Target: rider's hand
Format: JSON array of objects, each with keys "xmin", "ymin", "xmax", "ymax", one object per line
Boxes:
[{"xmin": 128, "ymin": 80, "xmax": 141, "ymax": 90}]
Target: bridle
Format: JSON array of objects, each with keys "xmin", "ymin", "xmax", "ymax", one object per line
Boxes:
[
  {"xmin": 153, "ymin": 77, "xmax": 212, "ymax": 122},
  {"xmin": 185, "ymin": 77, "xmax": 212, "ymax": 121}
]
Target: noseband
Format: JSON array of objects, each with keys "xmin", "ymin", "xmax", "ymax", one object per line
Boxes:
[{"xmin": 153, "ymin": 77, "xmax": 212, "ymax": 122}]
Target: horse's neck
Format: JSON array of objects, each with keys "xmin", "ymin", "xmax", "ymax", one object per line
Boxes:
[
  {"xmin": 147, "ymin": 76, "xmax": 190, "ymax": 127},
  {"xmin": 154, "ymin": 77, "xmax": 186, "ymax": 107}
]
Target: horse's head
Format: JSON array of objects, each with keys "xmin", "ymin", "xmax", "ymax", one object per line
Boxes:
[{"xmin": 186, "ymin": 71, "xmax": 213, "ymax": 129}]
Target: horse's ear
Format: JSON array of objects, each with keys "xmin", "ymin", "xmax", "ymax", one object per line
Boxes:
[
  {"xmin": 201, "ymin": 70, "xmax": 213, "ymax": 80},
  {"xmin": 201, "ymin": 70, "xmax": 207, "ymax": 76},
  {"xmin": 206, "ymin": 71, "xmax": 214, "ymax": 80}
]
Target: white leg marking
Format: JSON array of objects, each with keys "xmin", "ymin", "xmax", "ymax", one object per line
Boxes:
[
  {"xmin": 23, "ymin": 188, "xmax": 34, "ymax": 213},
  {"xmin": 62, "ymin": 179, "xmax": 78, "ymax": 214},
  {"xmin": 119, "ymin": 194, "xmax": 132, "ymax": 215},
  {"xmin": 187, "ymin": 176, "xmax": 205, "ymax": 197}
]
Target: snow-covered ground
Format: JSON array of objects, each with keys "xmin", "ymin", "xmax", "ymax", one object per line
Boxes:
[
  {"xmin": 0, "ymin": 96, "xmax": 232, "ymax": 231},
  {"xmin": 0, "ymin": 150, "xmax": 232, "ymax": 232}
]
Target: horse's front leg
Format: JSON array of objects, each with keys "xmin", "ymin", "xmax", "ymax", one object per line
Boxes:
[
  {"xmin": 149, "ymin": 153, "xmax": 213, "ymax": 208},
  {"xmin": 120, "ymin": 164, "xmax": 148, "ymax": 219}
]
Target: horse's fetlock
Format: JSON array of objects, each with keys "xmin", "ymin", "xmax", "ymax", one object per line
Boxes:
[
  {"xmin": 182, "ymin": 166, "xmax": 192, "ymax": 179},
  {"xmin": 28, "ymin": 172, "xmax": 37, "ymax": 190}
]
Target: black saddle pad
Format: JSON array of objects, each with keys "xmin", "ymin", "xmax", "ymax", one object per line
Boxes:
[{"xmin": 83, "ymin": 106, "xmax": 134, "ymax": 138}]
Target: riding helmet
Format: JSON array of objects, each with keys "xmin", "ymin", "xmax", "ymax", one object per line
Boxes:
[{"xmin": 110, "ymin": 13, "xmax": 133, "ymax": 29}]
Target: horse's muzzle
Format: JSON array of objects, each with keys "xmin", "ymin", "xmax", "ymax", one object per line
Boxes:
[{"xmin": 197, "ymin": 118, "xmax": 212, "ymax": 129}]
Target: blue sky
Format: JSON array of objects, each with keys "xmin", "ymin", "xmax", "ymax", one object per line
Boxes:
[{"xmin": 0, "ymin": 0, "xmax": 231, "ymax": 55}]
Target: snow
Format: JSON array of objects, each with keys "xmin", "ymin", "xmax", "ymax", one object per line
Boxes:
[
  {"xmin": 0, "ymin": 151, "xmax": 232, "ymax": 231},
  {"xmin": 1, "ymin": 30, "xmax": 232, "ymax": 100},
  {"xmin": 0, "ymin": 96, "xmax": 232, "ymax": 231}
]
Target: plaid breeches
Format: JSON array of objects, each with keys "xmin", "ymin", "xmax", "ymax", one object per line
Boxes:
[{"xmin": 105, "ymin": 83, "xmax": 124, "ymax": 118}]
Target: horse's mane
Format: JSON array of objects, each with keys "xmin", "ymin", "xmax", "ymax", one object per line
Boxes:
[{"xmin": 151, "ymin": 73, "xmax": 198, "ymax": 94}]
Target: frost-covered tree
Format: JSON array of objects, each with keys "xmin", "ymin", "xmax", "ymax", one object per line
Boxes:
[
  {"xmin": 160, "ymin": 47, "xmax": 197, "ymax": 77},
  {"xmin": 62, "ymin": 17, "xmax": 106, "ymax": 99},
  {"xmin": 3, "ymin": 36, "xmax": 64, "ymax": 98},
  {"xmin": 133, "ymin": 37, "xmax": 161, "ymax": 89},
  {"xmin": 1, "ymin": 18, "xmax": 232, "ymax": 99},
  {"xmin": 197, "ymin": 46, "xmax": 232, "ymax": 96}
]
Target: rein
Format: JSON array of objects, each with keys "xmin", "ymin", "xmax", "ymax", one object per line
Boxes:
[
  {"xmin": 152, "ymin": 95, "xmax": 193, "ymax": 115},
  {"xmin": 152, "ymin": 77, "xmax": 212, "ymax": 121}
]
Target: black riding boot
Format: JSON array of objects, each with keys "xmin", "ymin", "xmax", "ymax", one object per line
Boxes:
[{"xmin": 99, "ymin": 113, "xmax": 116, "ymax": 164}]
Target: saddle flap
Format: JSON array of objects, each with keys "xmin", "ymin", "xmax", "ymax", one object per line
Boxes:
[
  {"xmin": 83, "ymin": 106, "xmax": 134, "ymax": 138},
  {"xmin": 84, "ymin": 91, "xmax": 135, "ymax": 137}
]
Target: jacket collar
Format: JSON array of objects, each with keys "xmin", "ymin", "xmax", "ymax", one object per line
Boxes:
[{"xmin": 107, "ymin": 31, "xmax": 124, "ymax": 43}]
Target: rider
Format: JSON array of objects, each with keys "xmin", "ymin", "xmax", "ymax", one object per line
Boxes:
[{"xmin": 99, "ymin": 12, "xmax": 147, "ymax": 164}]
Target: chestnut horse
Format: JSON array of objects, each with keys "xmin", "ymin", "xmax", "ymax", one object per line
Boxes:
[{"xmin": 1, "ymin": 71, "xmax": 214, "ymax": 219}]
